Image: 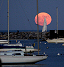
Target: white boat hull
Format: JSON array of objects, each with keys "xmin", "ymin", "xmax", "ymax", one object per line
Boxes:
[
  {"xmin": 46, "ymin": 38, "xmax": 64, "ymax": 43},
  {"xmin": 0, "ymin": 49, "xmax": 38, "ymax": 53},
  {"xmin": 0, "ymin": 40, "xmax": 8, "ymax": 44},
  {"xmin": 0, "ymin": 55, "xmax": 47, "ymax": 64}
]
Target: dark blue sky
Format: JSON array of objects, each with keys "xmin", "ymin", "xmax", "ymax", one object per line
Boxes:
[{"xmin": 0, "ymin": 0, "xmax": 64, "ymax": 30}]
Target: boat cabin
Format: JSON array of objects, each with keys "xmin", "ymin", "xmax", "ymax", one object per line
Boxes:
[{"xmin": 0, "ymin": 50, "xmax": 24, "ymax": 56}]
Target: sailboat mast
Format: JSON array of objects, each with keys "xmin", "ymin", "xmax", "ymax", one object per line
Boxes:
[
  {"xmin": 37, "ymin": 0, "xmax": 39, "ymax": 55},
  {"xmin": 8, "ymin": 0, "xmax": 9, "ymax": 44},
  {"xmin": 56, "ymin": 7, "xmax": 58, "ymax": 36}
]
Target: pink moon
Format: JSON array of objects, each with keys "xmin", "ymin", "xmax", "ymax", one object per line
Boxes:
[{"xmin": 35, "ymin": 12, "xmax": 52, "ymax": 26}]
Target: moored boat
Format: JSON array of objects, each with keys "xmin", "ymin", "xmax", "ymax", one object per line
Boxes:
[
  {"xmin": 0, "ymin": 50, "xmax": 48, "ymax": 64},
  {"xmin": 0, "ymin": 43, "xmax": 39, "ymax": 53},
  {"xmin": 46, "ymin": 38, "xmax": 64, "ymax": 43},
  {"xmin": 0, "ymin": 0, "xmax": 48, "ymax": 64},
  {"xmin": 0, "ymin": 40, "xmax": 8, "ymax": 44}
]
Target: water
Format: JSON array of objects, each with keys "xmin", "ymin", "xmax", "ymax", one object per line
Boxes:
[{"xmin": 1, "ymin": 39, "xmax": 64, "ymax": 67}]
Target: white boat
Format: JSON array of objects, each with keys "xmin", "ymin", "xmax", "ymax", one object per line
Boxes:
[
  {"xmin": 42, "ymin": 18, "xmax": 47, "ymax": 32},
  {"xmin": 0, "ymin": 41, "xmax": 39, "ymax": 52},
  {"xmin": 0, "ymin": 0, "xmax": 48, "ymax": 64},
  {"xmin": 0, "ymin": 45, "xmax": 39, "ymax": 53},
  {"xmin": 0, "ymin": 0, "xmax": 38, "ymax": 53},
  {"xmin": 42, "ymin": 18, "xmax": 47, "ymax": 40},
  {"xmin": 46, "ymin": 38, "xmax": 64, "ymax": 43},
  {"xmin": 0, "ymin": 40, "xmax": 8, "ymax": 44},
  {"xmin": 46, "ymin": 7, "xmax": 64, "ymax": 43},
  {"xmin": 0, "ymin": 50, "xmax": 48, "ymax": 64}
]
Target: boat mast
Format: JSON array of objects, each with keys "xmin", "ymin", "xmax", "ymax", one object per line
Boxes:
[
  {"xmin": 8, "ymin": 0, "xmax": 9, "ymax": 44},
  {"xmin": 56, "ymin": 7, "xmax": 58, "ymax": 38},
  {"xmin": 37, "ymin": 0, "xmax": 39, "ymax": 55}
]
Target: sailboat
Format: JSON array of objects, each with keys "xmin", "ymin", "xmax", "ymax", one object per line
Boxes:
[
  {"xmin": 0, "ymin": 0, "xmax": 48, "ymax": 64},
  {"xmin": 46, "ymin": 7, "xmax": 64, "ymax": 43},
  {"xmin": 0, "ymin": 50, "xmax": 47, "ymax": 64},
  {"xmin": 42, "ymin": 18, "xmax": 47, "ymax": 41},
  {"xmin": 42, "ymin": 18, "xmax": 47, "ymax": 32},
  {"xmin": 0, "ymin": 0, "xmax": 39, "ymax": 53},
  {"xmin": 0, "ymin": 42, "xmax": 39, "ymax": 52},
  {"xmin": 0, "ymin": 40, "xmax": 8, "ymax": 44},
  {"xmin": 46, "ymin": 38, "xmax": 64, "ymax": 43}
]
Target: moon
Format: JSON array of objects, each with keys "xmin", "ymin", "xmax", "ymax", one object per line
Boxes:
[{"xmin": 35, "ymin": 12, "xmax": 52, "ymax": 26}]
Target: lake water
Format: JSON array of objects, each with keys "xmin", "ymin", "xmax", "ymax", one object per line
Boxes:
[{"xmin": 1, "ymin": 39, "xmax": 64, "ymax": 67}]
